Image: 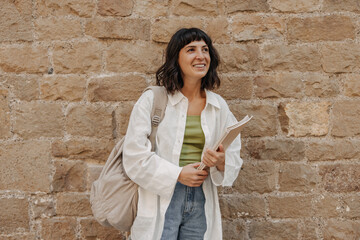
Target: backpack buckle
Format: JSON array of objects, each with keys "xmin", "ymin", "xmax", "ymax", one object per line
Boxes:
[{"xmin": 152, "ymin": 115, "xmax": 160, "ymax": 127}]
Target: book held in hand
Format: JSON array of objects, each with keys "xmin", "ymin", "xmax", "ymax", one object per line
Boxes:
[{"xmin": 197, "ymin": 115, "xmax": 253, "ymax": 170}]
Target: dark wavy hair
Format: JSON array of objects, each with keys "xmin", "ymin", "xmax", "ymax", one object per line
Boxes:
[{"xmin": 156, "ymin": 28, "xmax": 220, "ymax": 94}]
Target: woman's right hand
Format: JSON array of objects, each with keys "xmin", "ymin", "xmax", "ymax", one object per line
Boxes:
[{"xmin": 177, "ymin": 162, "xmax": 208, "ymax": 187}]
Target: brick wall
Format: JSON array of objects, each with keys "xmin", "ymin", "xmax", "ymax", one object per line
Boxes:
[{"xmin": 1, "ymin": 0, "xmax": 360, "ymax": 239}]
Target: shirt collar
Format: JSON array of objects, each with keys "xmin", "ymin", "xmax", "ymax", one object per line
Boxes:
[{"xmin": 168, "ymin": 89, "xmax": 220, "ymax": 109}]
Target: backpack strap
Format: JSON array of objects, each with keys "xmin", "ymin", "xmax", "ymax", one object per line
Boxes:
[{"xmin": 143, "ymin": 86, "xmax": 168, "ymax": 152}]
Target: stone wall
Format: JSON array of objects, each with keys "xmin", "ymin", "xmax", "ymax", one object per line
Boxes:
[{"xmin": 1, "ymin": 0, "xmax": 360, "ymax": 239}]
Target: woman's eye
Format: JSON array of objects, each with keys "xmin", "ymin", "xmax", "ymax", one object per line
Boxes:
[
  {"xmin": 187, "ymin": 48, "xmax": 194, "ymax": 52},
  {"xmin": 203, "ymin": 48, "xmax": 209, "ymax": 52}
]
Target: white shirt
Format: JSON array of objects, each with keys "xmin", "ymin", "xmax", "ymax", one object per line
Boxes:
[{"xmin": 123, "ymin": 89, "xmax": 243, "ymax": 240}]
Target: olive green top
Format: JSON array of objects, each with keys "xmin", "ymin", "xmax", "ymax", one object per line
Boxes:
[{"xmin": 179, "ymin": 115, "xmax": 205, "ymax": 167}]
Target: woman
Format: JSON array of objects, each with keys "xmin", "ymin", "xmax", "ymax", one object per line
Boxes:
[{"xmin": 123, "ymin": 28, "xmax": 242, "ymax": 240}]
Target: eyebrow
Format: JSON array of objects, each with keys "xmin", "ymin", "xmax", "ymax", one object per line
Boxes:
[{"xmin": 184, "ymin": 45, "xmax": 209, "ymax": 49}]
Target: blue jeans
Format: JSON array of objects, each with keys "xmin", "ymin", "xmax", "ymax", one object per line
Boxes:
[{"xmin": 160, "ymin": 182, "xmax": 207, "ymax": 240}]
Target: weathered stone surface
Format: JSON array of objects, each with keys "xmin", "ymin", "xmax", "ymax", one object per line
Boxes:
[
  {"xmin": 56, "ymin": 193, "xmax": 92, "ymax": 216},
  {"xmin": 225, "ymin": 0, "xmax": 270, "ymax": 13},
  {"xmin": 323, "ymin": 220, "xmax": 360, "ymax": 239},
  {"xmin": 268, "ymin": 195, "xmax": 313, "ymax": 218},
  {"xmin": 215, "ymin": 75, "xmax": 253, "ymax": 100},
  {"xmin": 80, "ymin": 218, "xmax": 126, "ymax": 239},
  {"xmin": 306, "ymin": 140, "xmax": 360, "ymax": 161},
  {"xmin": 344, "ymin": 74, "xmax": 360, "ymax": 97},
  {"xmin": 134, "ymin": 0, "xmax": 168, "ymax": 17},
  {"xmin": 0, "ymin": 45, "xmax": 48, "ymax": 73},
  {"xmin": 35, "ymin": 17, "xmax": 82, "ymax": 41},
  {"xmin": 233, "ymin": 161, "xmax": 276, "ymax": 194},
  {"xmin": 35, "ymin": 0, "xmax": 96, "ymax": 17},
  {"xmin": 171, "ymin": 0, "xmax": 219, "ymax": 16},
  {"xmin": 53, "ymin": 42, "xmax": 102, "ymax": 74},
  {"xmin": 287, "ymin": 16, "xmax": 355, "ymax": 42},
  {"xmin": 249, "ymin": 221, "xmax": 299, "ymax": 240},
  {"xmin": 332, "ymin": 101, "xmax": 360, "ymax": 137},
  {"xmin": 220, "ymin": 195, "xmax": 266, "ymax": 219},
  {"xmin": 106, "ymin": 41, "xmax": 163, "ymax": 73},
  {"xmin": 88, "ymin": 75, "xmax": 147, "ymax": 102},
  {"xmin": 115, "ymin": 101, "xmax": 136, "ymax": 137},
  {"xmin": 279, "ymin": 102, "xmax": 330, "ymax": 137},
  {"xmin": 279, "ymin": 163, "xmax": 319, "ymax": 192},
  {"xmin": 321, "ymin": 43, "xmax": 360, "ymax": 73},
  {"xmin": 0, "ymin": 88, "xmax": 10, "ymax": 139},
  {"xmin": 41, "ymin": 218, "xmax": 77, "ymax": 240},
  {"xmin": 217, "ymin": 44, "xmax": 261, "ymax": 72},
  {"xmin": 343, "ymin": 195, "xmax": 360, "ymax": 219},
  {"xmin": 323, "ymin": 0, "xmax": 360, "ymax": 12},
  {"xmin": 270, "ymin": 0, "xmax": 320, "ymax": 12},
  {"xmin": 51, "ymin": 139, "xmax": 114, "ymax": 163},
  {"xmin": 53, "ymin": 160, "xmax": 87, "ymax": 192},
  {"xmin": 303, "ymin": 73, "xmax": 339, "ymax": 97},
  {"xmin": 232, "ymin": 15, "xmax": 285, "ymax": 41},
  {"xmin": 254, "ymin": 73, "xmax": 303, "ymax": 98},
  {"xmin": 65, "ymin": 105, "xmax": 113, "ymax": 139},
  {"xmin": 244, "ymin": 139, "xmax": 305, "ymax": 161},
  {"xmin": 152, "ymin": 18, "xmax": 203, "ymax": 43},
  {"xmin": 1, "ymin": 75, "xmax": 39, "ymax": 101},
  {"xmin": 314, "ymin": 195, "xmax": 341, "ymax": 218},
  {"xmin": 222, "ymin": 220, "xmax": 246, "ymax": 240},
  {"xmin": 0, "ymin": 141, "xmax": 51, "ymax": 192},
  {"xmin": 85, "ymin": 18, "xmax": 150, "ymax": 40},
  {"xmin": 40, "ymin": 75, "xmax": 86, "ymax": 101},
  {"xmin": 86, "ymin": 164, "xmax": 103, "ymax": 191},
  {"xmin": 98, "ymin": 0, "xmax": 133, "ymax": 16},
  {"xmin": 230, "ymin": 103, "xmax": 277, "ymax": 137},
  {"xmin": 319, "ymin": 164, "xmax": 360, "ymax": 193},
  {"xmin": 0, "ymin": 0, "xmax": 33, "ymax": 42},
  {"xmin": 300, "ymin": 221, "xmax": 319, "ymax": 240},
  {"xmin": 32, "ymin": 197, "xmax": 56, "ymax": 218},
  {"xmin": 13, "ymin": 102, "xmax": 64, "ymax": 139},
  {"xmin": 0, "ymin": 198, "xmax": 29, "ymax": 233},
  {"xmin": 0, "ymin": 234, "xmax": 36, "ymax": 240},
  {"xmin": 204, "ymin": 17, "xmax": 231, "ymax": 44}
]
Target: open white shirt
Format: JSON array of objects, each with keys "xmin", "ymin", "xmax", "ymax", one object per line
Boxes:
[{"xmin": 123, "ymin": 89, "xmax": 243, "ymax": 240}]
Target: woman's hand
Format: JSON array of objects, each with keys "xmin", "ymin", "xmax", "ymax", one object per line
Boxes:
[
  {"xmin": 178, "ymin": 163, "xmax": 208, "ymax": 187},
  {"xmin": 202, "ymin": 144, "xmax": 225, "ymax": 172}
]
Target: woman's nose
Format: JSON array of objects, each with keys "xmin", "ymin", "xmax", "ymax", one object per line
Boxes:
[{"xmin": 196, "ymin": 50, "xmax": 205, "ymax": 59}]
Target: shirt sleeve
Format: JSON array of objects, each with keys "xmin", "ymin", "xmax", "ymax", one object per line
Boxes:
[{"xmin": 122, "ymin": 90, "xmax": 182, "ymax": 199}]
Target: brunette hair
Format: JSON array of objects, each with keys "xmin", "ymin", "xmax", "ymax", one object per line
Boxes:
[{"xmin": 156, "ymin": 28, "xmax": 220, "ymax": 94}]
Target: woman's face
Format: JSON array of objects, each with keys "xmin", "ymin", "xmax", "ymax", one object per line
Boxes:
[{"xmin": 178, "ymin": 40, "xmax": 210, "ymax": 82}]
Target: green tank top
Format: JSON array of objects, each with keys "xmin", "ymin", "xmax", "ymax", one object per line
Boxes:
[{"xmin": 179, "ymin": 115, "xmax": 205, "ymax": 167}]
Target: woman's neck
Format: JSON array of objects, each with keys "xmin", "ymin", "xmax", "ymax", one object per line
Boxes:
[{"xmin": 181, "ymin": 80, "xmax": 204, "ymax": 101}]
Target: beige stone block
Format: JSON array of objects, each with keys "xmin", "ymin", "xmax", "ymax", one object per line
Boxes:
[
  {"xmin": 332, "ymin": 101, "xmax": 360, "ymax": 137},
  {"xmin": 80, "ymin": 218, "xmax": 126, "ymax": 239},
  {"xmin": 215, "ymin": 75, "xmax": 253, "ymax": 100},
  {"xmin": 268, "ymin": 195, "xmax": 313, "ymax": 218},
  {"xmin": 314, "ymin": 195, "xmax": 341, "ymax": 218},
  {"xmin": 56, "ymin": 193, "xmax": 92, "ymax": 216},
  {"xmin": 233, "ymin": 161, "xmax": 276, "ymax": 194},
  {"xmin": 98, "ymin": 0, "xmax": 133, "ymax": 16},
  {"xmin": 230, "ymin": 103, "xmax": 277, "ymax": 137},
  {"xmin": 254, "ymin": 73, "xmax": 303, "ymax": 98},
  {"xmin": 0, "ymin": 198, "xmax": 29, "ymax": 233},
  {"xmin": 51, "ymin": 139, "xmax": 114, "ymax": 163},
  {"xmin": 35, "ymin": 0, "xmax": 96, "ymax": 17},
  {"xmin": 321, "ymin": 43, "xmax": 360, "ymax": 73},
  {"xmin": 53, "ymin": 160, "xmax": 87, "ymax": 192},
  {"xmin": 319, "ymin": 164, "xmax": 360, "ymax": 193},
  {"xmin": 40, "ymin": 75, "xmax": 86, "ymax": 101},
  {"xmin": 225, "ymin": 0, "xmax": 270, "ymax": 13},
  {"xmin": 106, "ymin": 41, "xmax": 163, "ymax": 74},
  {"xmin": 65, "ymin": 105, "xmax": 113, "ymax": 139},
  {"xmin": 35, "ymin": 17, "xmax": 82, "ymax": 41},
  {"xmin": 1, "ymin": 75, "xmax": 39, "ymax": 101},
  {"xmin": 323, "ymin": 0, "xmax": 360, "ymax": 12},
  {"xmin": 0, "ymin": 234, "xmax": 36, "ymax": 240},
  {"xmin": 32, "ymin": 197, "xmax": 56, "ymax": 219},
  {"xmin": 0, "ymin": 89, "xmax": 11, "ymax": 139},
  {"xmin": 262, "ymin": 44, "xmax": 322, "ymax": 71},
  {"xmin": 343, "ymin": 195, "xmax": 360, "ymax": 218},
  {"xmin": 306, "ymin": 140, "xmax": 360, "ymax": 161},
  {"xmin": 344, "ymin": 74, "xmax": 360, "ymax": 97},
  {"xmin": 323, "ymin": 220, "xmax": 360, "ymax": 239},
  {"xmin": 0, "ymin": 45, "xmax": 48, "ymax": 73},
  {"xmin": 85, "ymin": 18, "xmax": 150, "ymax": 40},
  {"xmin": 303, "ymin": 73, "xmax": 339, "ymax": 97},
  {"xmin": 53, "ymin": 41, "xmax": 102, "ymax": 74},
  {"xmin": 13, "ymin": 102, "xmax": 64, "ymax": 139},
  {"xmin": 204, "ymin": 17, "xmax": 231, "ymax": 44},
  {"xmin": 270, "ymin": 0, "xmax": 320, "ymax": 12},
  {"xmin": 0, "ymin": 141, "xmax": 51, "ymax": 192},
  {"xmin": 41, "ymin": 218, "xmax": 77, "ymax": 240},
  {"xmin": 171, "ymin": 0, "xmax": 219, "ymax": 16},
  {"xmin": 244, "ymin": 139, "xmax": 305, "ymax": 161},
  {"xmin": 217, "ymin": 44, "xmax": 261, "ymax": 72},
  {"xmin": 222, "ymin": 220, "xmax": 246, "ymax": 240},
  {"xmin": 86, "ymin": 164, "xmax": 103, "ymax": 191},
  {"xmin": 279, "ymin": 163, "xmax": 319, "ymax": 192},
  {"xmin": 115, "ymin": 102, "xmax": 135, "ymax": 138},
  {"xmin": 220, "ymin": 195, "xmax": 265, "ymax": 219},
  {"xmin": 280, "ymin": 102, "xmax": 330, "ymax": 137},
  {"xmin": 249, "ymin": 221, "xmax": 299, "ymax": 240},
  {"xmin": 299, "ymin": 221, "xmax": 318, "ymax": 240},
  {"xmin": 152, "ymin": 17, "xmax": 204, "ymax": 43},
  {"xmin": 134, "ymin": 0, "xmax": 168, "ymax": 17},
  {"xmin": 88, "ymin": 75, "xmax": 147, "ymax": 102},
  {"xmin": 287, "ymin": 16, "xmax": 355, "ymax": 43},
  {"xmin": 0, "ymin": 0, "xmax": 33, "ymax": 42},
  {"xmin": 232, "ymin": 15, "xmax": 285, "ymax": 41}
]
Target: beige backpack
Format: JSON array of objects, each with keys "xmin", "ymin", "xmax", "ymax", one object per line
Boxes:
[{"xmin": 90, "ymin": 86, "xmax": 168, "ymax": 231}]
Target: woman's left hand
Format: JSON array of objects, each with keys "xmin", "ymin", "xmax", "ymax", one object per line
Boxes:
[{"xmin": 202, "ymin": 145, "xmax": 225, "ymax": 172}]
